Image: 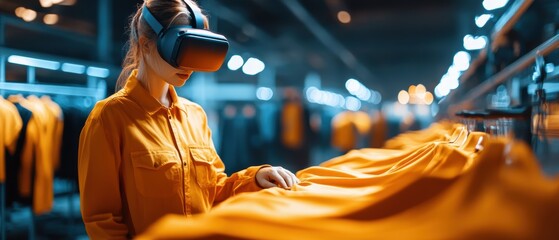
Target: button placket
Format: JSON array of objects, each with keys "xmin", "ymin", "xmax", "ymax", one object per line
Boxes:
[{"xmin": 166, "ymin": 107, "xmax": 188, "ymax": 214}]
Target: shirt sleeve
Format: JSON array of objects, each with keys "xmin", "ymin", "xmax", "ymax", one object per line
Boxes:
[
  {"xmin": 193, "ymin": 103, "xmax": 270, "ymax": 204},
  {"xmin": 212, "ymin": 148, "xmax": 270, "ymax": 204},
  {"xmin": 78, "ymin": 116, "xmax": 129, "ymax": 239}
]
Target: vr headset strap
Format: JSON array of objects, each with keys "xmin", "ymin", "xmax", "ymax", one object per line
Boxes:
[
  {"xmin": 142, "ymin": 5, "xmax": 164, "ymax": 36},
  {"xmin": 182, "ymin": 0, "xmax": 204, "ymax": 29}
]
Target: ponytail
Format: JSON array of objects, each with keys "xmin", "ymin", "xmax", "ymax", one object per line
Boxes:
[{"xmin": 115, "ymin": 5, "xmax": 144, "ymax": 91}]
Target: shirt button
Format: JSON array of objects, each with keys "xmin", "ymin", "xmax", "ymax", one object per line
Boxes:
[{"xmin": 183, "ymin": 162, "xmax": 187, "ymax": 166}]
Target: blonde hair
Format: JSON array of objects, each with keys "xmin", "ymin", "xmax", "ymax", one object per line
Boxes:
[{"xmin": 116, "ymin": 0, "xmax": 207, "ymax": 90}]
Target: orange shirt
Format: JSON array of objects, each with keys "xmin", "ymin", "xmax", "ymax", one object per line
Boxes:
[
  {"xmin": 281, "ymin": 102, "xmax": 304, "ymax": 148},
  {"xmin": 40, "ymin": 96, "xmax": 64, "ymax": 170},
  {"xmin": 0, "ymin": 97, "xmax": 23, "ymax": 183},
  {"xmin": 331, "ymin": 111, "xmax": 371, "ymax": 152},
  {"xmin": 78, "ymin": 70, "xmax": 266, "ymax": 238}
]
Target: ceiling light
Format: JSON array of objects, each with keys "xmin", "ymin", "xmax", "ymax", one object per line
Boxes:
[
  {"xmin": 482, "ymin": 0, "xmax": 509, "ymax": 11},
  {"xmin": 463, "ymin": 35, "xmax": 487, "ymax": 50},
  {"xmin": 15, "ymin": 7, "xmax": 26, "ymax": 17},
  {"xmin": 337, "ymin": 11, "xmax": 351, "ymax": 24},
  {"xmin": 87, "ymin": 66, "xmax": 110, "ymax": 78},
  {"xmin": 21, "ymin": 9, "xmax": 37, "ymax": 22},
  {"xmin": 43, "ymin": 14, "xmax": 58, "ymax": 25},
  {"xmin": 398, "ymin": 90, "xmax": 410, "ymax": 105},
  {"xmin": 39, "ymin": 0, "xmax": 53, "ymax": 8},
  {"xmin": 242, "ymin": 57, "xmax": 265, "ymax": 75},
  {"xmin": 424, "ymin": 92, "xmax": 434, "ymax": 105},
  {"xmin": 415, "ymin": 84, "xmax": 426, "ymax": 98},
  {"xmin": 475, "ymin": 14, "xmax": 493, "ymax": 28},
  {"xmin": 61, "ymin": 63, "xmax": 85, "ymax": 74},
  {"xmin": 453, "ymin": 51, "xmax": 471, "ymax": 71},
  {"xmin": 8, "ymin": 55, "xmax": 60, "ymax": 70},
  {"xmin": 371, "ymin": 91, "xmax": 382, "ymax": 104},
  {"xmin": 227, "ymin": 55, "xmax": 244, "ymax": 71},
  {"xmin": 345, "ymin": 96, "xmax": 361, "ymax": 111},
  {"xmin": 256, "ymin": 87, "xmax": 273, "ymax": 101},
  {"xmin": 434, "ymin": 84, "xmax": 450, "ymax": 98}
]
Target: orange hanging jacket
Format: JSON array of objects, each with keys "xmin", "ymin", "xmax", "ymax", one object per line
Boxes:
[{"xmin": 0, "ymin": 97, "xmax": 23, "ymax": 183}]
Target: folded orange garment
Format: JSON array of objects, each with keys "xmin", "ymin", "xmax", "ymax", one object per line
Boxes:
[
  {"xmin": 383, "ymin": 122, "xmax": 460, "ymax": 150},
  {"xmin": 138, "ymin": 138, "xmax": 559, "ymax": 239}
]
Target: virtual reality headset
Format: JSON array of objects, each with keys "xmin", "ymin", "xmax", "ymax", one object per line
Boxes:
[{"xmin": 142, "ymin": 0, "xmax": 229, "ymax": 71}]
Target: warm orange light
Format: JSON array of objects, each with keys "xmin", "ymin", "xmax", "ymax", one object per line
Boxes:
[
  {"xmin": 39, "ymin": 0, "xmax": 53, "ymax": 8},
  {"xmin": 398, "ymin": 90, "xmax": 409, "ymax": 105},
  {"xmin": 43, "ymin": 14, "xmax": 58, "ymax": 25},
  {"xmin": 21, "ymin": 9, "xmax": 37, "ymax": 22},
  {"xmin": 15, "ymin": 7, "xmax": 26, "ymax": 17},
  {"xmin": 416, "ymin": 84, "xmax": 426, "ymax": 98},
  {"xmin": 337, "ymin": 11, "xmax": 351, "ymax": 24},
  {"xmin": 408, "ymin": 85, "xmax": 416, "ymax": 95},
  {"xmin": 424, "ymin": 92, "xmax": 434, "ymax": 105}
]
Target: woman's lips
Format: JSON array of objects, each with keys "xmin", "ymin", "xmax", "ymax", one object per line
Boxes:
[{"xmin": 176, "ymin": 73, "xmax": 190, "ymax": 79}]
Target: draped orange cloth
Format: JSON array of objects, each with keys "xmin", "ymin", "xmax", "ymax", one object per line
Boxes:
[{"xmin": 138, "ymin": 126, "xmax": 559, "ymax": 240}]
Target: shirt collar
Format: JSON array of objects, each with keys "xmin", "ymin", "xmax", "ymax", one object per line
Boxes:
[{"xmin": 124, "ymin": 69, "xmax": 187, "ymax": 115}]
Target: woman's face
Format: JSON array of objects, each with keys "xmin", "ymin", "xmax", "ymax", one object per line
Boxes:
[{"xmin": 143, "ymin": 39, "xmax": 193, "ymax": 87}]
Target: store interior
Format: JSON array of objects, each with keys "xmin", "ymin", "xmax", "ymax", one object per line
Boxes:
[{"xmin": 1, "ymin": 0, "xmax": 559, "ymax": 239}]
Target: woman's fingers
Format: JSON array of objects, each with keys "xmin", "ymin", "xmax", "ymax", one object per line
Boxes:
[
  {"xmin": 269, "ymin": 168, "xmax": 289, "ymax": 189},
  {"xmin": 257, "ymin": 178, "xmax": 278, "ymax": 188},
  {"xmin": 288, "ymin": 170, "xmax": 300, "ymax": 184},
  {"xmin": 256, "ymin": 166, "xmax": 301, "ymax": 189},
  {"xmin": 277, "ymin": 167, "xmax": 293, "ymax": 188}
]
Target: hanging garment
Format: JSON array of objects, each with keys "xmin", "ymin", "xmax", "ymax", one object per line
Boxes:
[
  {"xmin": 57, "ymin": 104, "xmax": 91, "ymax": 181},
  {"xmin": 7, "ymin": 95, "xmax": 56, "ymax": 215},
  {"xmin": 40, "ymin": 96, "xmax": 64, "ymax": 170},
  {"xmin": 331, "ymin": 111, "xmax": 371, "ymax": 152},
  {"xmin": 0, "ymin": 97, "xmax": 23, "ymax": 183},
  {"xmin": 369, "ymin": 111, "xmax": 387, "ymax": 148},
  {"xmin": 280, "ymin": 101, "xmax": 304, "ymax": 149},
  {"xmin": 276, "ymin": 101, "xmax": 313, "ymax": 171},
  {"xmin": 78, "ymin": 70, "xmax": 269, "ymax": 238},
  {"xmin": 4, "ymin": 101, "xmax": 33, "ymax": 207},
  {"xmin": 137, "ymin": 132, "xmax": 559, "ymax": 239}
]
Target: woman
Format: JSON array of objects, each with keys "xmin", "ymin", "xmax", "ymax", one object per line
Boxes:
[{"xmin": 78, "ymin": 0, "xmax": 299, "ymax": 238}]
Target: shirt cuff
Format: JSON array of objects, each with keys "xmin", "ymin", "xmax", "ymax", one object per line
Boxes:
[{"xmin": 243, "ymin": 164, "xmax": 272, "ymax": 190}]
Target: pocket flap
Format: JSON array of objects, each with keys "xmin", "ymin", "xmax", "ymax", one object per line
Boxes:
[
  {"xmin": 189, "ymin": 147, "xmax": 214, "ymax": 165},
  {"xmin": 131, "ymin": 151, "xmax": 179, "ymax": 170}
]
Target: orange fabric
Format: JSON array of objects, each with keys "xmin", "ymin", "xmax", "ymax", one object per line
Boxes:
[
  {"xmin": 8, "ymin": 95, "xmax": 55, "ymax": 215},
  {"xmin": 40, "ymin": 96, "xmax": 64, "ymax": 170},
  {"xmin": 26, "ymin": 95, "xmax": 58, "ymax": 215},
  {"xmin": 369, "ymin": 111, "xmax": 387, "ymax": 148},
  {"xmin": 383, "ymin": 121, "xmax": 459, "ymax": 150},
  {"xmin": 281, "ymin": 102, "xmax": 303, "ymax": 148},
  {"xmin": 78, "ymin": 70, "xmax": 267, "ymax": 238},
  {"xmin": 0, "ymin": 97, "xmax": 23, "ymax": 183},
  {"xmin": 331, "ymin": 111, "xmax": 371, "ymax": 151},
  {"xmin": 138, "ymin": 131, "xmax": 559, "ymax": 239}
]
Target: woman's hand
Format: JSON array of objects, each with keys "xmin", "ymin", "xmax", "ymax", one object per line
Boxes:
[{"xmin": 256, "ymin": 166, "xmax": 300, "ymax": 189}]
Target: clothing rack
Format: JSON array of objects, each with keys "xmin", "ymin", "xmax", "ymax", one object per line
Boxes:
[
  {"xmin": 491, "ymin": 0, "xmax": 534, "ymax": 46},
  {"xmin": 0, "ymin": 47, "xmax": 113, "ymax": 239},
  {"xmin": 439, "ymin": 0, "xmax": 535, "ymax": 114},
  {"xmin": 447, "ymin": 33, "xmax": 559, "ymax": 113},
  {"xmin": 0, "ymin": 47, "xmax": 111, "ymax": 101}
]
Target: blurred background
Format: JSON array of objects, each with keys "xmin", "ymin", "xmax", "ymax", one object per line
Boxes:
[{"xmin": 1, "ymin": 0, "xmax": 559, "ymax": 239}]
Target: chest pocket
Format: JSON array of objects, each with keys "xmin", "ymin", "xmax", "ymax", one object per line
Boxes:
[
  {"xmin": 189, "ymin": 147, "xmax": 217, "ymax": 188},
  {"xmin": 131, "ymin": 150, "xmax": 181, "ymax": 198}
]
